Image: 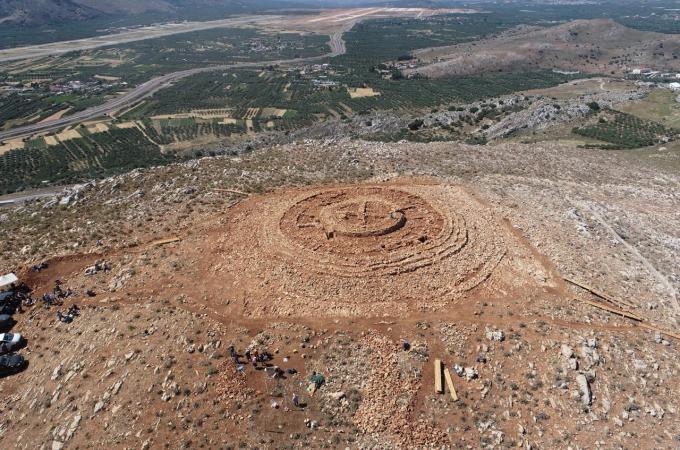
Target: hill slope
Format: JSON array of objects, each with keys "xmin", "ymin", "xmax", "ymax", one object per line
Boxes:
[
  {"xmin": 408, "ymin": 19, "xmax": 680, "ymax": 78},
  {"xmin": 0, "ymin": 0, "xmax": 177, "ymax": 25}
]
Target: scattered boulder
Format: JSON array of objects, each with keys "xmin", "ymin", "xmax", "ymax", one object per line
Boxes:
[
  {"xmin": 464, "ymin": 367, "xmax": 478, "ymax": 381},
  {"xmin": 568, "ymin": 358, "xmax": 579, "ymax": 371},
  {"xmin": 575, "ymin": 374, "xmax": 592, "ymax": 406},
  {"xmin": 51, "ymin": 364, "xmax": 62, "ymax": 381},
  {"xmin": 326, "ymin": 391, "xmax": 346, "ymax": 401},
  {"xmin": 94, "ymin": 401, "xmax": 105, "ymax": 414},
  {"xmin": 485, "ymin": 328, "xmax": 505, "ymax": 342}
]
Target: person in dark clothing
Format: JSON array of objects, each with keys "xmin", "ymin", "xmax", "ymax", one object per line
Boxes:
[
  {"xmin": 229, "ymin": 345, "xmax": 239, "ymax": 364},
  {"xmin": 57, "ymin": 311, "xmax": 73, "ymax": 323}
]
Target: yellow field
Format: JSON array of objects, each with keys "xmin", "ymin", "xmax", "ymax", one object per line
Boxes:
[
  {"xmin": 260, "ymin": 107, "xmax": 287, "ymax": 118},
  {"xmin": 56, "ymin": 129, "xmax": 82, "ymax": 141},
  {"xmin": 348, "ymin": 87, "xmax": 381, "ymax": 98},
  {"xmin": 44, "ymin": 136, "xmax": 59, "ymax": 146},
  {"xmin": 87, "ymin": 123, "xmax": 109, "ymax": 133}
]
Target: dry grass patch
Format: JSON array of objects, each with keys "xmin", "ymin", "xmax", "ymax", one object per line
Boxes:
[
  {"xmin": 0, "ymin": 140, "xmax": 24, "ymax": 154},
  {"xmin": 348, "ymin": 87, "xmax": 381, "ymax": 98}
]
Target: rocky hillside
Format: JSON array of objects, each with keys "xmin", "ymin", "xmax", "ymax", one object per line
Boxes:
[
  {"xmin": 0, "ymin": 0, "xmax": 170, "ymax": 25},
  {"xmin": 409, "ymin": 19, "xmax": 680, "ymax": 77},
  {"xmin": 0, "ymin": 138, "xmax": 679, "ymax": 448}
]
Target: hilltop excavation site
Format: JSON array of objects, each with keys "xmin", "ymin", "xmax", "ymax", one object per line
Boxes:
[{"xmin": 0, "ymin": 136, "xmax": 678, "ymax": 449}]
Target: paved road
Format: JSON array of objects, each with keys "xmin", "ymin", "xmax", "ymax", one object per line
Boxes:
[{"xmin": 0, "ymin": 31, "xmax": 348, "ymax": 143}]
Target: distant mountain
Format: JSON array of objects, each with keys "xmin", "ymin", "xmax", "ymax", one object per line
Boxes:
[
  {"xmin": 0, "ymin": 0, "xmax": 307, "ymax": 26},
  {"xmin": 0, "ymin": 0, "xmax": 174, "ymax": 25}
]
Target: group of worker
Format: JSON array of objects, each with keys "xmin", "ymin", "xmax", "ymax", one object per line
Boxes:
[{"xmin": 227, "ymin": 343, "xmax": 326, "ymax": 410}]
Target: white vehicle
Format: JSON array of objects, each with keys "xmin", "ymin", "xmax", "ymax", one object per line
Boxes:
[
  {"xmin": 0, "ymin": 333, "xmax": 22, "ymax": 344},
  {"xmin": 0, "ymin": 333, "xmax": 24, "ymax": 355},
  {"xmin": 0, "ymin": 273, "xmax": 18, "ymax": 292}
]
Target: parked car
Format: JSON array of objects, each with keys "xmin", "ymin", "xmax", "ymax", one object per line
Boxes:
[
  {"xmin": 0, "ymin": 333, "xmax": 24, "ymax": 354},
  {"xmin": 0, "ymin": 353, "xmax": 26, "ymax": 375},
  {"xmin": 0, "ymin": 314, "xmax": 14, "ymax": 331},
  {"xmin": 0, "ymin": 292, "xmax": 20, "ymax": 315}
]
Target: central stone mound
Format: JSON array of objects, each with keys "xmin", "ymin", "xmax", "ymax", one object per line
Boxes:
[
  {"xmin": 318, "ymin": 196, "xmax": 406, "ymax": 238},
  {"xmin": 276, "ymin": 186, "xmax": 467, "ymax": 277}
]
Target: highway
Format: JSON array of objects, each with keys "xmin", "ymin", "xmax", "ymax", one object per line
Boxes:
[{"xmin": 0, "ymin": 30, "xmax": 348, "ymax": 143}]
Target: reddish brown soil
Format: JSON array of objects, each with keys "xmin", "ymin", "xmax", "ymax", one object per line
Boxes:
[
  {"xmin": 179, "ymin": 180, "xmax": 547, "ymax": 319},
  {"xmin": 3, "ymin": 177, "xmax": 678, "ymax": 449}
]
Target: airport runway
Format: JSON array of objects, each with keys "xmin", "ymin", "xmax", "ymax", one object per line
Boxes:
[{"xmin": 0, "ymin": 16, "xmax": 279, "ymax": 63}]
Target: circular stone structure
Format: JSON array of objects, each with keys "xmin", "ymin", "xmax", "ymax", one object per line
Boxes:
[
  {"xmin": 211, "ymin": 181, "xmax": 512, "ymax": 317},
  {"xmin": 276, "ymin": 186, "xmax": 468, "ymax": 277}
]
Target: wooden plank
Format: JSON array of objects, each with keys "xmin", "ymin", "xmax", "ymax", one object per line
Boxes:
[
  {"xmin": 149, "ymin": 237, "xmax": 181, "ymax": 246},
  {"xmin": 443, "ymin": 367, "xmax": 458, "ymax": 401},
  {"xmin": 576, "ymin": 297, "xmax": 643, "ymax": 321},
  {"xmin": 572, "ymin": 297, "xmax": 680, "ymax": 342},
  {"xmin": 565, "ymin": 277, "xmax": 637, "ymax": 309},
  {"xmin": 434, "ymin": 359, "xmax": 443, "ymax": 394}
]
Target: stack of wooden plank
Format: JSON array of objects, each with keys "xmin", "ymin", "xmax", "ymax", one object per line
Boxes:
[{"xmin": 434, "ymin": 359, "xmax": 457, "ymax": 401}]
